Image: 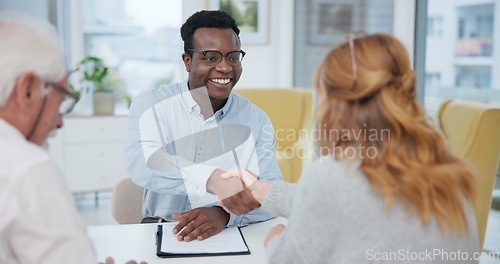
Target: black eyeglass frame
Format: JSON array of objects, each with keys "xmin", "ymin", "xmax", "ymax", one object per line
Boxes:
[
  {"xmin": 188, "ymin": 49, "xmax": 246, "ymax": 66},
  {"xmin": 44, "ymin": 82, "xmax": 79, "ymax": 115}
]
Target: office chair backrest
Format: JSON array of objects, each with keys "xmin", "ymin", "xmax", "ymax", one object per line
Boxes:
[
  {"xmin": 235, "ymin": 88, "xmax": 313, "ymax": 183},
  {"xmin": 111, "ymin": 178, "xmax": 144, "ymax": 224}
]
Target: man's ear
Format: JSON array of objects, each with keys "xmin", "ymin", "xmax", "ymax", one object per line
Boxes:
[
  {"xmin": 14, "ymin": 72, "xmax": 41, "ymax": 110},
  {"xmin": 182, "ymin": 53, "xmax": 191, "ymax": 72}
]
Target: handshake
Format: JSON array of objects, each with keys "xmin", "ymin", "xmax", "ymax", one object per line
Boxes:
[{"xmin": 207, "ymin": 169, "xmax": 271, "ymax": 215}]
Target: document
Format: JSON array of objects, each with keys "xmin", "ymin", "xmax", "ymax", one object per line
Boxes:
[{"xmin": 156, "ymin": 223, "xmax": 250, "ymax": 257}]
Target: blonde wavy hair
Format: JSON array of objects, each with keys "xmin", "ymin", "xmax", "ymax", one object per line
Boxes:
[{"xmin": 314, "ymin": 33, "xmax": 477, "ymax": 234}]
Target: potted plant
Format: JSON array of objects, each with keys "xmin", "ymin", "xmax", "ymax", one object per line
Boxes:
[{"xmin": 74, "ymin": 56, "xmax": 115, "ymax": 115}]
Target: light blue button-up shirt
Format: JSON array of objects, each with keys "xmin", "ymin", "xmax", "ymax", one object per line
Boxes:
[{"xmin": 124, "ymin": 81, "xmax": 283, "ymax": 227}]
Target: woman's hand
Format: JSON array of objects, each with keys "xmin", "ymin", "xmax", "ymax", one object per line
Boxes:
[
  {"xmin": 263, "ymin": 224, "xmax": 286, "ymax": 247},
  {"xmin": 220, "ymin": 169, "xmax": 271, "ymax": 206},
  {"xmin": 220, "ymin": 169, "xmax": 258, "ymax": 188}
]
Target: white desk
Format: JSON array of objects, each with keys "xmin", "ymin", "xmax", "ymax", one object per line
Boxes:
[{"xmin": 87, "ymin": 218, "xmax": 286, "ymax": 263}]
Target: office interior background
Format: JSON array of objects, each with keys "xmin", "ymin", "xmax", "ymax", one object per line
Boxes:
[{"xmin": 1, "ymin": 0, "xmax": 499, "ymax": 260}]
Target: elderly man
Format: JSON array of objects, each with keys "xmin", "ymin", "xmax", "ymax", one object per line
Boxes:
[{"xmin": 0, "ymin": 12, "xmax": 141, "ymax": 264}]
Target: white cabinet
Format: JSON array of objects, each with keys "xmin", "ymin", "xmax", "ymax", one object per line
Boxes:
[{"xmin": 48, "ymin": 116, "xmax": 129, "ymax": 193}]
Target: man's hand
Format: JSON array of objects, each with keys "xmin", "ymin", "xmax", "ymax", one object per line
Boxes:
[
  {"xmin": 220, "ymin": 169, "xmax": 258, "ymax": 187},
  {"xmin": 218, "ymin": 169, "xmax": 271, "ymax": 215},
  {"xmin": 206, "ymin": 169, "xmax": 244, "ymax": 199},
  {"xmin": 172, "ymin": 207, "xmax": 230, "ymax": 242},
  {"xmin": 219, "ymin": 187, "xmax": 260, "ymax": 215},
  {"xmin": 207, "ymin": 169, "xmax": 262, "ymax": 215},
  {"xmin": 263, "ymin": 224, "xmax": 286, "ymax": 247}
]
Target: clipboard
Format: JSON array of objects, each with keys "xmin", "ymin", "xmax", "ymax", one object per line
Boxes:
[{"xmin": 156, "ymin": 224, "xmax": 251, "ymax": 258}]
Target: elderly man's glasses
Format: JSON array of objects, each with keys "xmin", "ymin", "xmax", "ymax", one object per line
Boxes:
[
  {"xmin": 188, "ymin": 49, "xmax": 246, "ymax": 66},
  {"xmin": 45, "ymin": 82, "xmax": 79, "ymax": 116}
]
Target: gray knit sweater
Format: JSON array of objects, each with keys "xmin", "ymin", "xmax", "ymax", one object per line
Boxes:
[{"xmin": 262, "ymin": 158, "xmax": 479, "ymax": 263}]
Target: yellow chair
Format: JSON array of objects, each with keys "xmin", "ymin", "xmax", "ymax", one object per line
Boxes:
[
  {"xmin": 438, "ymin": 99, "xmax": 500, "ymax": 251},
  {"xmin": 236, "ymin": 88, "xmax": 314, "ymax": 183}
]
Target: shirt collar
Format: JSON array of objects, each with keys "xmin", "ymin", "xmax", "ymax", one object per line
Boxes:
[
  {"xmin": 180, "ymin": 80, "xmax": 233, "ymax": 118},
  {"xmin": 216, "ymin": 92, "xmax": 233, "ymax": 119},
  {"xmin": 0, "ymin": 118, "xmax": 26, "ymax": 141},
  {"xmin": 180, "ymin": 81, "xmax": 198, "ymax": 111}
]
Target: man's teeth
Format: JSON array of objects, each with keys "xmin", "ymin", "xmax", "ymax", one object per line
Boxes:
[{"xmin": 211, "ymin": 79, "xmax": 230, "ymax": 84}]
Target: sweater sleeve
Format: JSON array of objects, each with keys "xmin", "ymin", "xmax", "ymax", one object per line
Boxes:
[
  {"xmin": 265, "ymin": 232, "xmax": 309, "ymax": 264},
  {"xmin": 265, "ymin": 159, "xmax": 346, "ymax": 264},
  {"xmin": 262, "ymin": 181, "xmax": 296, "ymax": 218}
]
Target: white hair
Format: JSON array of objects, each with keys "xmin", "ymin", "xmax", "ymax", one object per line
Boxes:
[{"xmin": 0, "ymin": 11, "xmax": 66, "ymax": 107}]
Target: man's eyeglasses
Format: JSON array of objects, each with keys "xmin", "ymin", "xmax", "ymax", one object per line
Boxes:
[
  {"xmin": 188, "ymin": 49, "xmax": 246, "ymax": 66},
  {"xmin": 45, "ymin": 82, "xmax": 79, "ymax": 116}
]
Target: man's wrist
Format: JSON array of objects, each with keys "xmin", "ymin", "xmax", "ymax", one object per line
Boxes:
[
  {"xmin": 212, "ymin": 205, "xmax": 230, "ymax": 225},
  {"xmin": 207, "ymin": 169, "xmax": 244, "ymax": 199},
  {"xmin": 206, "ymin": 169, "xmax": 224, "ymax": 195},
  {"xmin": 250, "ymin": 181, "xmax": 270, "ymax": 204}
]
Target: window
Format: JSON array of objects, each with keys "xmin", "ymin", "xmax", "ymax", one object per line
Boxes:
[
  {"xmin": 425, "ymin": 73, "xmax": 441, "ymax": 87},
  {"xmin": 474, "ymin": 68, "xmax": 491, "ymax": 89},
  {"xmin": 458, "ymin": 18, "xmax": 465, "ymax": 39},
  {"xmin": 293, "ymin": 0, "xmax": 396, "ymax": 88},
  {"xmin": 78, "ymin": 0, "xmax": 184, "ymax": 105},
  {"xmin": 454, "ymin": 66, "xmax": 491, "ymax": 89},
  {"xmin": 476, "ymin": 14, "xmax": 493, "ymax": 38},
  {"xmin": 427, "ymin": 16, "xmax": 442, "ymax": 37},
  {"xmin": 455, "ymin": 4, "xmax": 494, "ymax": 57},
  {"xmin": 0, "ymin": 0, "xmax": 49, "ymax": 21},
  {"xmin": 423, "ymin": 0, "xmax": 499, "ymax": 114}
]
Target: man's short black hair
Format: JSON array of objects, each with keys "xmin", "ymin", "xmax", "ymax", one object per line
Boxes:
[{"xmin": 180, "ymin": 10, "xmax": 240, "ymax": 56}]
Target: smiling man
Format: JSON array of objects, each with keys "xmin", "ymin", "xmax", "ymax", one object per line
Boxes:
[{"xmin": 124, "ymin": 10, "xmax": 283, "ymax": 242}]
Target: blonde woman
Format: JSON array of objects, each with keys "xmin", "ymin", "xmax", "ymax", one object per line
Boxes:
[{"xmin": 222, "ymin": 33, "xmax": 478, "ymax": 263}]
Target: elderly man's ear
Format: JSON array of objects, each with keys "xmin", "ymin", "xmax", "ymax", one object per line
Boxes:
[{"xmin": 13, "ymin": 72, "xmax": 43, "ymax": 111}]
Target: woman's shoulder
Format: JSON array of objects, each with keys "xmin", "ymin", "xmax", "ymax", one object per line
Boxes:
[
  {"xmin": 304, "ymin": 157, "xmax": 362, "ymax": 179},
  {"xmin": 299, "ymin": 157, "xmax": 368, "ymax": 192}
]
